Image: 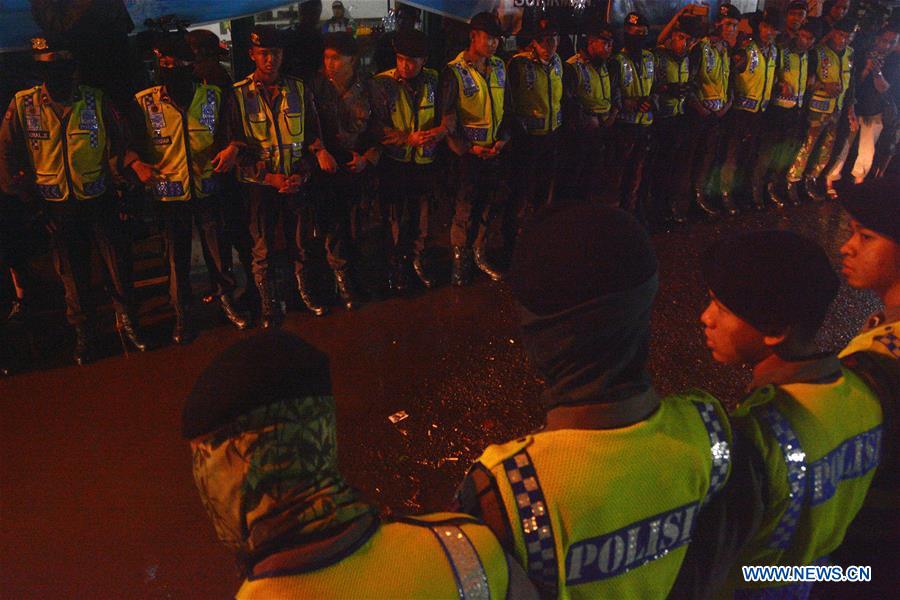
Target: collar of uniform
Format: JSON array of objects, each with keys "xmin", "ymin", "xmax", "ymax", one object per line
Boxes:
[
  {"xmin": 863, "ymin": 304, "xmax": 900, "ymax": 331},
  {"xmin": 544, "ymin": 385, "xmax": 660, "ymax": 431},
  {"xmin": 40, "ymin": 82, "xmax": 81, "ymax": 105},
  {"xmin": 749, "ymin": 353, "xmax": 842, "ymax": 390}
]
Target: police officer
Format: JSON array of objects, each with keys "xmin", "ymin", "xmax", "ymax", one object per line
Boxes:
[
  {"xmin": 696, "ymin": 230, "xmax": 884, "ymax": 596},
  {"xmin": 0, "ymin": 34, "xmax": 147, "ymax": 365},
  {"xmin": 650, "ymin": 15, "xmax": 703, "ymax": 224},
  {"xmin": 370, "ymin": 29, "xmax": 444, "ymax": 291},
  {"xmin": 228, "ymin": 26, "xmax": 327, "ymax": 325},
  {"xmin": 440, "ymin": 12, "xmax": 511, "ymax": 285},
  {"xmin": 455, "ymin": 205, "xmax": 735, "ymax": 598},
  {"xmin": 309, "ymin": 32, "xmax": 377, "ymax": 310},
  {"xmin": 786, "ymin": 17, "xmax": 856, "ymax": 204},
  {"xmin": 753, "ymin": 18, "xmax": 817, "ymax": 208},
  {"xmin": 687, "ymin": 3, "xmax": 741, "ymax": 218},
  {"xmin": 128, "ymin": 33, "xmax": 248, "ymax": 344},
  {"xmin": 559, "ymin": 22, "xmax": 619, "ymax": 205},
  {"xmin": 838, "ymin": 176, "xmax": 900, "ymax": 359},
  {"xmin": 183, "ymin": 331, "xmax": 538, "ymax": 599},
  {"xmin": 610, "ymin": 12, "xmax": 656, "ymax": 218},
  {"xmin": 719, "ymin": 10, "xmax": 780, "ymax": 211},
  {"xmin": 507, "ymin": 17, "xmax": 563, "ymax": 231}
]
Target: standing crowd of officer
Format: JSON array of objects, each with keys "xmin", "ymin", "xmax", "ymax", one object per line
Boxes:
[{"xmin": 2, "ymin": 1, "xmax": 899, "ymax": 368}]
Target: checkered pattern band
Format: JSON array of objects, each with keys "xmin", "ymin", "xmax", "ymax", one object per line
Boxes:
[
  {"xmin": 694, "ymin": 402, "xmax": 731, "ymax": 506},
  {"xmin": 873, "ymin": 332, "xmax": 900, "ymax": 358},
  {"xmin": 83, "ymin": 90, "xmax": 99, "ymax": 148},
  {"xmin": 503, "ymin": 451, "xmax": 558, "ymax": 597},
  {"xmin": 430, "ymin": 525, "xmax": 491, "ymax": 600},
  {"xmin": 759, "ymin": 404, "xmax": 808, "ymax": 550}
]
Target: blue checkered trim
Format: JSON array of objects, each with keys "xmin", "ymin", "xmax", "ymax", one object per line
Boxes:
[
  {"xmin": 200, "ymin": 89, "xmax": 217, "ymax": 131},
  {"xmin": 455, "ymin": 64, "xmax": 479, "ymax": 97},
  {"xmin": 83, "ymin": 175, "xmax": 106, "ymax": 197},
  {"xmin": 82, "ymin": 90, "xmax": 99, "ymax": 148},
  {"xmin": 873, "ymin": 332, "xmax": 900, "ymax": 358},
  {"xmin": 809, "ymin": 98, "xmax": 832, "ymax": 112},
  {"xmin": 503, "ymin": 451, "xmax": 558, "ymax": 597},
  {"xmin": 759, "ymin": 404, "xmax": 808, "ymax": 551},
  {"xmin": 430, "ymin": 525, "xmax": 491, "ymax": 600},
  {"xmin": 200, "ymin": 177, "xmax": 218, "ymax": 194},
  {"xmin": 694, "ymin": 402, "xmax": 731, "ymax": 506},
  {"xmin": 154, "ymin": 180, "xmax": 185, "ymax": 198},
  {"xmin": 735, "ymin": 97, "xmax": 760, "ymax": 111},
  {"xmin": 464, "ymin": 126, "xmax": 488, "ymax": 142},
  {"xmin": 702, "ymin": 99, "xmax": 724, "ymax": 111},
  {"xmin": 38, "ymin": 184, "xmax": 63, "ymax": 200}
]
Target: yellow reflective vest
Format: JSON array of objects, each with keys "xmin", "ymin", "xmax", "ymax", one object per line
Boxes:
[
  {"xmin": 509, "ymin": 50, "xmax": 563, "ymax": 135},
  {"xmin": 614, "ymin": 49, "xmax": 655, "ymax": 125},
  {"xmin": 474, "ymin": 391, "xmax": 732, "ymax": 598},
  {"xmin": 448, "ymin": 52, "xmax": 506, "ymax": 147},
  {"xmin": 373, "ymin": 67, "xmax": 438, "ymax": 164},
  {"xmin": 727, "ymin": 367, "xmax": 882, "ymax": 595},
  {"xmin": 734, "ymin": 40, "xmax": 777, "ymax": 113},
  {"xmin": 14, "ymin": 84, "xmax": 108, "ymax": 202},
  {"xmin": 696, "ymin": 37, "xmax": 730, "ymax": 111},
  {"xmin": 566, "ymin": 53, "xmax": 612, "ymax": 116},
  {"xmin": 773, "ymin": 46, "xmax": 809, "ymax": 109},
  {"xmin": 236, "ymin": 514, "xmax": 513, "ymax": 599},
  {"xmin": 233, "ymin": 74, "xmax": 307, "ymax": 183},
  {"xmin": 654, "ymin": 48, "xmax": 690, "ymax": 118},
  {"xmin": 810, "ymin": 43, "xmax": 854, "ymax": 114},
  {"xmin": 134, "ymin": 84, "xmax": 222, "ymax": 201}
]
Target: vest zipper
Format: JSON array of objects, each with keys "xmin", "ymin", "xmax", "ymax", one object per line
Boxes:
[
  {"xmin": 271, "ymin": 88, "xmax": 287, "ymax": 175},
  {"xmin": 546, "ymin": 60, "xmax": 553, "ymax": 131},
  {"xmin": 177, "ymin": 93, "xmax": 195, "ymax": 198},
  {"xmin": 55, "ymin": 106, "xmax": 75, "ymax": 201},
  {"xmin": 473, "ymin": 65, "xmax": 496, "ymax": 143}
]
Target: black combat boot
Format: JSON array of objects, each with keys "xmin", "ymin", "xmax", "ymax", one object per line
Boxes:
[
  {"xmin": 750, "ymin": 181, "xmax": 767, "ymax": 211},
  {"xmin": 804, "ymin": 175, "xmax": 827, "ymax": 202},
  {"xmin": 73, "ymin": 324, "xmax": 96, "ymax": 366},
  {"xmin": 766, "ymin": 181, "xmax": 786, "ymax": 209},
  {"xmin": 219, "ymin": 294, "xmax": 250, "ymax": 329},
  {"xmin": 7, "ymin": 299, "xmax": 26, "ymax": 324},
  {"xmin": 451, "ymin": 246, "xmax": 472, "ymax": 287},
  {"xmin": 786, "ymin": 180, "xmax": 803, "ymax": 206},
  {"xmin": 692, "ymin": 188, "xmax": 720, "ymax": 220},
  {"xmin": 256, "ymin": 277, "xmax": 283, "ymax": 329},
  {"xmin": 720, "ymin": 192, "xmax": 739, "ymax": 217},
  {"xmin": 473, "ymin": 248, "xmax": 503, "ymax": 282},
  {"xmin": 171, "ymin": 307, "xmax": 197, "ymax": 345},
  {"xmin": 296, "ymin": 273, "xmax": 328, "ymax": 317},
  {"xmin": 388, "ymin": 254, "xmax": 410, "ymax": 293},
  {"xmin": 116, "ymin": 312, "xmax": 148, "ymax": 352},
  {"xmin": 412, "ymin": 255, "xmax": 435, "ymax": 289},
  {"xmin": 334, "ymin": 270, "xmax": 359, "ymax": 310}
]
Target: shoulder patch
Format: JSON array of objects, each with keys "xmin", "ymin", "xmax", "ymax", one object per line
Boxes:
[{"xmin": 233, "ymin": 77, "xmax": 251, "ymax": 89}]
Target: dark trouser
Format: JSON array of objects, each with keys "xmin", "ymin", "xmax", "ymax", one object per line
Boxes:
[
  {"xmin": 45, "ymin": 195, "xmax": 133, "ymax": 326},
  {"xmin": 650, "ymin": 115, "xmax": 693, "ymax": 219},
  {"xmin": 787, "ymin": 111, "xmax": 840, "ymax": 182},
  {"xmin": 509, "ymin": 130, "xmax": 559, "ymax": 223},
  {"xmin": 719, "ymin": 109, "xmax": 762, "ymax": 200},
  {"xmin": 220, "ymin": 174, "xmax": 254, "ymax": 290},
  {"xmin": 557, "ymin": 120, "xmax": 615, "ymax": 205},
  {"xmin": 450, "ymin": 152, "xmax": 512, "ymax": 250},
  {"xmin": 753, "ymin": 105, "xmax": 806, "ymax": 184},
  {"xmin": 687, "ymin": 110, "xmax": 727, "ymax": 196},
  {"xmin": 379, "ymin": 158, "xmax": 432, "ymax": 258},
  {"xmin": 609, "ymin": 122, "xmax": 653, "ymax": 216},
  {"xmin": 161, "ymin": 196, "xmax": 236, "ymax": 313}
]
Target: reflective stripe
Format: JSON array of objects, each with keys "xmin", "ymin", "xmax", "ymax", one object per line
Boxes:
[
  {"xmin": 38, "ymin": 184, "xmax": 63, "ymax": 199},
  {"xmin": 702, "ymin": 99, "xmax": 724, "ymax": 111},
  {"xmin": 503, "ymin": 451, "xmax": 558, "ymax": 596},
  {"xmin": 759, "ymin": 404, "xmax": 808, "ymax": 550},
  {"xmin": 735, "ymin": 97, "xmax": 760, "ymax": 110},
  {"xmin": 464, "ymin": 126, "xmax": 489, "ymax": 142},
  {"xmin": 430, "ymin": 525, "xmax": 491, "ymax": 600},
  {"xmin": 82, "ymin": 90, "xmax": 99, "ymax": 148},
  {"xmin": 810, "ymin": 425, "xmax": 881, "ymax": 506},
  {"xmin": 873, "ymin": 332, "xmax": 900, "ymax": 357},
  {"xmin": 82, "ymin": 175, "xmax": 106, "ymax": 197},
  {"xmin": 694, "ymin": 402, "xmax": 731, "ymax": 506}
]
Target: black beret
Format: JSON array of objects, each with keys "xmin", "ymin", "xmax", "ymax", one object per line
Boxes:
[
  {"xmin": 717, "ymin": 3, "xmax": 741, "ymax": 22},
  {"xmin": 393, "ymin": 28, "xmax": 428, "ymax": 58},
  {"xmin": 186, "ymin": 29, "xmax": 228, "ymax": 59},
  {"xmin": 529, "ymin": 17, "xmax": 559, "ymax": 37},
  {"xmin": 30, "ymin": 34, "xmax": 72, "ymax": 61},
  {"xmin": 839, "ymin": 175, "xmax": 900, "ymax": 243},
  {"xmin": 787, "ymin": 1, "xmax": 809, "ymax": 13},
  {"xmin": 324, "ymin": 31, "xmax": 358, "ymax": 56},
  {"xmin": 703, "ymin": 230, "xmax": 839, "ymax": 336},
  {"xmin": 677, "ymin": 15, "xmax": 706, "ymax": 38},
  {"xmin": 584, "ymin": 21, "xmax": 614, "ymax": 40},
  {"xmin": 154, "ymin": 33, "xmax": 194, "ymax": 62},
  {"xmin": 509, "ymin": 205, "xmax": 658, "ymax": 315},
  {"xmin": 470, "ymin": 12, "xmax": 504, "ymax": 37},
  {"xmin": 250, "ymin": 25, "xmax": 285, "ymax": 48},
  {"xmin": 182, "ymin": 331, "xmax": 332, "ymax": 439},
  {"xmin": 762, "ymin": 8, "xmax": 783, "ymax": 28},
  {"xmin": 833, "ymin": 17, "xmax": 858, "ymax": 33},
  {"xmin": 625, "ymin": 12, "xmax": 649, "ymax": 28}
]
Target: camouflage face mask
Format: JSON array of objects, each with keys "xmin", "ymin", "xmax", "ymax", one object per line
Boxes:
[{"xmin": 190, "ymin": 396, "xmax": 369, "ymax": 555}]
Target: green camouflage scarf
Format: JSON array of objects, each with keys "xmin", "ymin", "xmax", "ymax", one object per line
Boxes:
[{"xmin": 190, "ymin": 396, "xmax": 375, "ymax": 569}]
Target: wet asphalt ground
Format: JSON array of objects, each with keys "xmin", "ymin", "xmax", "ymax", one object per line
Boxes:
[{"xmin": 0, "ymin": 198, "xmax": 890, "ymax": 598}]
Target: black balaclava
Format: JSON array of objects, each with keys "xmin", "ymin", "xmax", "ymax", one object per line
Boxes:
[
  {"xmin": 41, "ymin": 60, "xmax": 77, "ymax": 99},
  {"xmin": 159, "ymin": 64, "xmax": 195, "ymax": 106}
]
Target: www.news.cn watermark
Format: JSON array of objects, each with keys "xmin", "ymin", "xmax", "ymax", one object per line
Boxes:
[
  {"xmin": 743, "ymin": 564, "xmax": 872, "ymax": 584},
  {"xmin": 512, "ymin": 0, "xmax": 597, "ymax": 7}
]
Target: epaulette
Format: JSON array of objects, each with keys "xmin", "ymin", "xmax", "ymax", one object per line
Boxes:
[
  {"xmin": 733, "ymin": 384, "xmax": 781, "ymax": 417},
  {"xmin": 233, "ymin": 77, "xmax": 252, "ymax": 89},
  {"xmin": 477, "ymin": 435, "xmax": 534, "ymax": 470},
  {"xmin": 394, "ymin": 512, "xmax": 482, "ymax": 528},
  {"xmin": 134, "ymin": 86, "xmax": 161, "ymax": 102}
]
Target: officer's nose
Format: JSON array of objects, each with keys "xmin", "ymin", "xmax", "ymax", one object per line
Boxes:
[{"xmin": 700, "ymin": 303, "xmax": 715, "ymax": 327}]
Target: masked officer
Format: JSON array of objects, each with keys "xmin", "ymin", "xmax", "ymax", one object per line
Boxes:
[
  {"xmin": 507, "ymin": 17, "xmax": 563, "ymax": 232},
  {"xmin": 609, "ymin": 12, "xmax": 656, "ymax": 218},
  {"xmin": 786, "ymin": 17, "xmax": 857, "ymax": 204},
  {"xmin": 370, "ymin": 29, "xmax": 444, "ymax": 292},
  {"xmin": 838, "ymin": 176, "xmax": 900, "ymax": 360},
  {"xmin": 228, "ymin": 26, "xmax": 327, "ymax": 326},
  {"xmin": 753, "ymin": 18, "xmax": 817, "ymax": 209},
  {"xmin": 650, "ymin": 15, "xmax": 703, "ymax": 224},
  {"xmin": 0, "ymin": 34, "xmax": 147, "ymax": 365},
  {"xmin": 308, "ymin": 32, "xmax": 377, "ymax": 310},
  {"xmin": 685, "ymin": 4, "xmax": 741, "ymax": 219},
  {"xmin": 696, "ymin": 230, "xmax": 884, "ymax": 597},
  {"xmin": 719, "ymin": 10, "xmax": 780, "ymax": 212},
  {"xmin": 128, "ymin": 33, "xmax": 248, "ymax": 344},
  {"xmin": 440, "ymin": 12, "xmax": 511, "ymax": 285},
  {"xmin": 455, "ymin": 204, "xmax": 735, "ymax": 598},
  {"xmin": 558, "ymin": 22, "xmax": 619, "ymax": 205},
  {"xmin": 183, "ymin": 331, "xmax": 539, "ymax": 599}
]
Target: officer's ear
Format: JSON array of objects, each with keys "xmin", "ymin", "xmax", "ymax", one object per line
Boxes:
[{"xmin": 763, "ymin": 330, "xmax": 788, "ymax": 348}]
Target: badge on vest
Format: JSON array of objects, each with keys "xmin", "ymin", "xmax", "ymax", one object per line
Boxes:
[
  {"xmin": 148, "ymin": 105, "xmax": 166, "ymax": 131},
  {"xmin": 26, "ymin": 130, "xmax": 50, "ymax": 140},
  {"xmin": 25, "ymin": 114, "xmax": 42, "ymax": 132},
  {"xmin": 525, "ymin": 61, "xmax": 536, "ymax": 89},
  {"xmin": 705, "ymin": 45, "xmax": 716, "ymax": 73},
  {"xmin": 456, "ymin": 64, "xmax": 479, "ymax": 97},
  {"xmin": 622, "ymin": 61, "xmax": 634, "ymax": 86},
  {"xmin": 576, "ymin": 62, "xmax": 592, "ymax": 93},
  {"xmin": 749, "ymin": 48, "xmax": 760, "ymax": 74},
  {"xmin": 79, "ymin": 109, "xmax": 98, "ymax": 131},
  {"xmin": 200, "ymin": 89, "xmax": 217, "ymax": 132},
  {"xmin": 494, "ymin": 61, "xmax": 506, "ymax": 87},
  {"xmin": 152, "ymin": 135, "xmax": 172, "ymax": 145}
]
